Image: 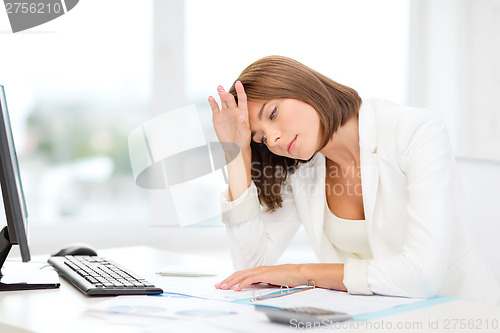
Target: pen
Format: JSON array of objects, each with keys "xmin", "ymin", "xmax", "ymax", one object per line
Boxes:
[
  {"xmin": 251, "ymin": 280, "xmax": 316, "ymax": 302},
  {"xmin": 156, "ymin": 271, "xmax": 218, "ymax": 277}
]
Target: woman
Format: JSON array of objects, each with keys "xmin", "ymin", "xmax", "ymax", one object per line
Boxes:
[{"xmin": 208, "ymin": 56, "xmax": 500, "ymax": 305}]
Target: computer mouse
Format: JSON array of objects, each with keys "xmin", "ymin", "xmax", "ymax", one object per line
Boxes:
[{"xmin": 51, "ymin": 243, "xmax": 98, "ymax": 257}]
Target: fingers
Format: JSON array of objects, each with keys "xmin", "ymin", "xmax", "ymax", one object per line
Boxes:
[
  {"xmin": 234, "ymin": 276, "xmax": 260, "ymax": 291},
  {"xmin": 214, "ymin": 265, "xmax": 304, "ymax": 292},
  {"xmin": 218, "ymin": 86, "xmax": 237, "ymax": 110},
  {"xmin": 215, "ymin": 271, "xmax": 247, "ymax": 290},
  {"xmin": 217, "ymin": 86, "xmax": 228, "ymax": 109},
  {"xmin": 208, "ymin": 96, "xmax": 220, "ymax": 115},
  {"xmin": 215, "ymin": 267, "xmax": 265, "ymax": 291},
  {"xmin": 235, "ymin": 81, "xmax": 248, "ymax": 114},
  {"xmin": 210, "ymin": 83, "xmax": 245, "ymax": 114}
]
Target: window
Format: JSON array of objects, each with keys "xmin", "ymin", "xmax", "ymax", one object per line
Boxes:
[{"xmin": 0, "ymin": 0, "xmax": 153, "ymax": 225}]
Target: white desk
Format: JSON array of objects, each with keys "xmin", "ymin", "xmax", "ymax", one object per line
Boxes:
[{"xmin": 0, "ymin": 246, "xmax": 499, "ymax": 333}]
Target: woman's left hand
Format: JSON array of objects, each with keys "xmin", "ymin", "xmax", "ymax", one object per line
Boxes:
[{"xmin": 214, "ymin": 264, "xmax": 308, "ymax": 291}]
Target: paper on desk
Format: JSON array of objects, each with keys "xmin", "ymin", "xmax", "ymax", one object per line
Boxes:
[
  {"xmin": 252, "ymin": 287, "xmax": 423, "ymax": 317},
  {"xmin": 89, "ymin": 312, "xmax": 239, "ymax": 333},
  {"xmin": 156, "ymin": 274, "xmax": 287, "ymax": 302},
  {"xmin": 89, "ymin": 293, "xmax": 254, "ymax": 319},
  {"xmin": 155, "ymin": 274, "xmax": 424, "ymax": 319},
  {"xmin": 88, "ymin": 294, "xmax": 294, "ymax": 333}
]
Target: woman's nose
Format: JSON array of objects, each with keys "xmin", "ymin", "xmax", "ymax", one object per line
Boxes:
[{"xmin": 264, "ymin": 128, "xmax": 281, "ymax": 147}]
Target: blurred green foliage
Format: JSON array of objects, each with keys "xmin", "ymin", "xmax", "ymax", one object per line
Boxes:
[{"xmin": 25, "ymin": 102, "xmax": 146, "ymax": 175}]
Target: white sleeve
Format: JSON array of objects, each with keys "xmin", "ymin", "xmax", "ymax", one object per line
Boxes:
[
  {"xmin": 220, "ymin": 180, "xmax": 302, "ymax": 270},
  {"xmin": 344, "ymin": 113, "xmax": 455, "ymax": 298}
]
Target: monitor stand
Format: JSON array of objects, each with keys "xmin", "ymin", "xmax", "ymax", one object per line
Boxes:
[{"xmin": 0, "ymin": 227, "xmax": 60, "ymax": 291}]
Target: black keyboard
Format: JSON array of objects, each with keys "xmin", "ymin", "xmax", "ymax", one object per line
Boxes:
[{"xmin": 48, "ymin": 255, "xmax": 163, "ymax": 296}]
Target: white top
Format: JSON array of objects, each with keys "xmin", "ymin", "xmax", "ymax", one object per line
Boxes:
[{"xmin": 323, "ymin": 201, "xmax": 372, "ymax": 259}]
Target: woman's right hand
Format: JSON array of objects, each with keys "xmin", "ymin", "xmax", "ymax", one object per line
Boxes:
[{"xmin": 208, "ymin": 81, "xmax": 251, "ymax": 155}]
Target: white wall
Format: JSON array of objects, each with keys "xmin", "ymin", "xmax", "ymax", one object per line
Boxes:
[
  {"xmin": 410, "ymin": 0, "xmax": 500, "ymax": 161},
  {"xmin": 464, "ymin": 1, "xmax": 500, "ymax": 161}
]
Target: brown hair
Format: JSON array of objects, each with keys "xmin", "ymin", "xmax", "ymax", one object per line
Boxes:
[{"xmin": 228, "ymin": 56, "xmax": 362, "ymax": 211}]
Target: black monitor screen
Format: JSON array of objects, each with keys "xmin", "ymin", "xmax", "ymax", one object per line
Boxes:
[{"xmin": 0, "ymin": 85, "xmax": 30, "ymax": 262}]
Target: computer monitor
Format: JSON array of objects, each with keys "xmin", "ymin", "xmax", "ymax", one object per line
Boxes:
[{"xmin": 0, "ymin": 85, "xmax": 59, "ymax": 291}]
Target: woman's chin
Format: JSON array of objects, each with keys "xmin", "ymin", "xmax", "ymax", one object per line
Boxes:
[
  {"xmin": 292, "ymin": 151, "xmax": 315, "ymax": 161},
  {"xmin": 299, "ymin": 150, "xmax": 319, "ymax": 161}
]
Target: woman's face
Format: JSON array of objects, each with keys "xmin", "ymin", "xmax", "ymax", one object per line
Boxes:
[{"xmin": 247, "ymin": 99, "xmax": 322, "ymax": 160}]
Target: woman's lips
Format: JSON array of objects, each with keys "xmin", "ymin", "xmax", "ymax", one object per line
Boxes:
[{"xmin": 287, "ymin": 135, "xmax": 297, "ymax": 154}]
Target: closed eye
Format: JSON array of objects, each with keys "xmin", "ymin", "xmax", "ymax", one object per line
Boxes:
[
  {"xmin": 270, "ymin": 107, "xmax": 277, "ymax": 120},
  {"xmin": 252, "ymin": 107, "xmax": 277, "ymax": 144}
]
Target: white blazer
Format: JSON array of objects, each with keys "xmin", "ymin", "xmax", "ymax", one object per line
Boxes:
[{"xmin": 221, "ymin": 99, "xmax": 500, "ymax": 305}]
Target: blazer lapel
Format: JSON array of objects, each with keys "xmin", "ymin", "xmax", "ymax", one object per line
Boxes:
[
  {"xmin": 309, "ymin": 154, "xmax": 327, "ymax": 255},
  {"xmin": 291, "ymin": 153, "xmax": 326, "ymax": 257},
  {"xmin": 358, "ymin": 101, "xmax": 379, "ymax": 243}
]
